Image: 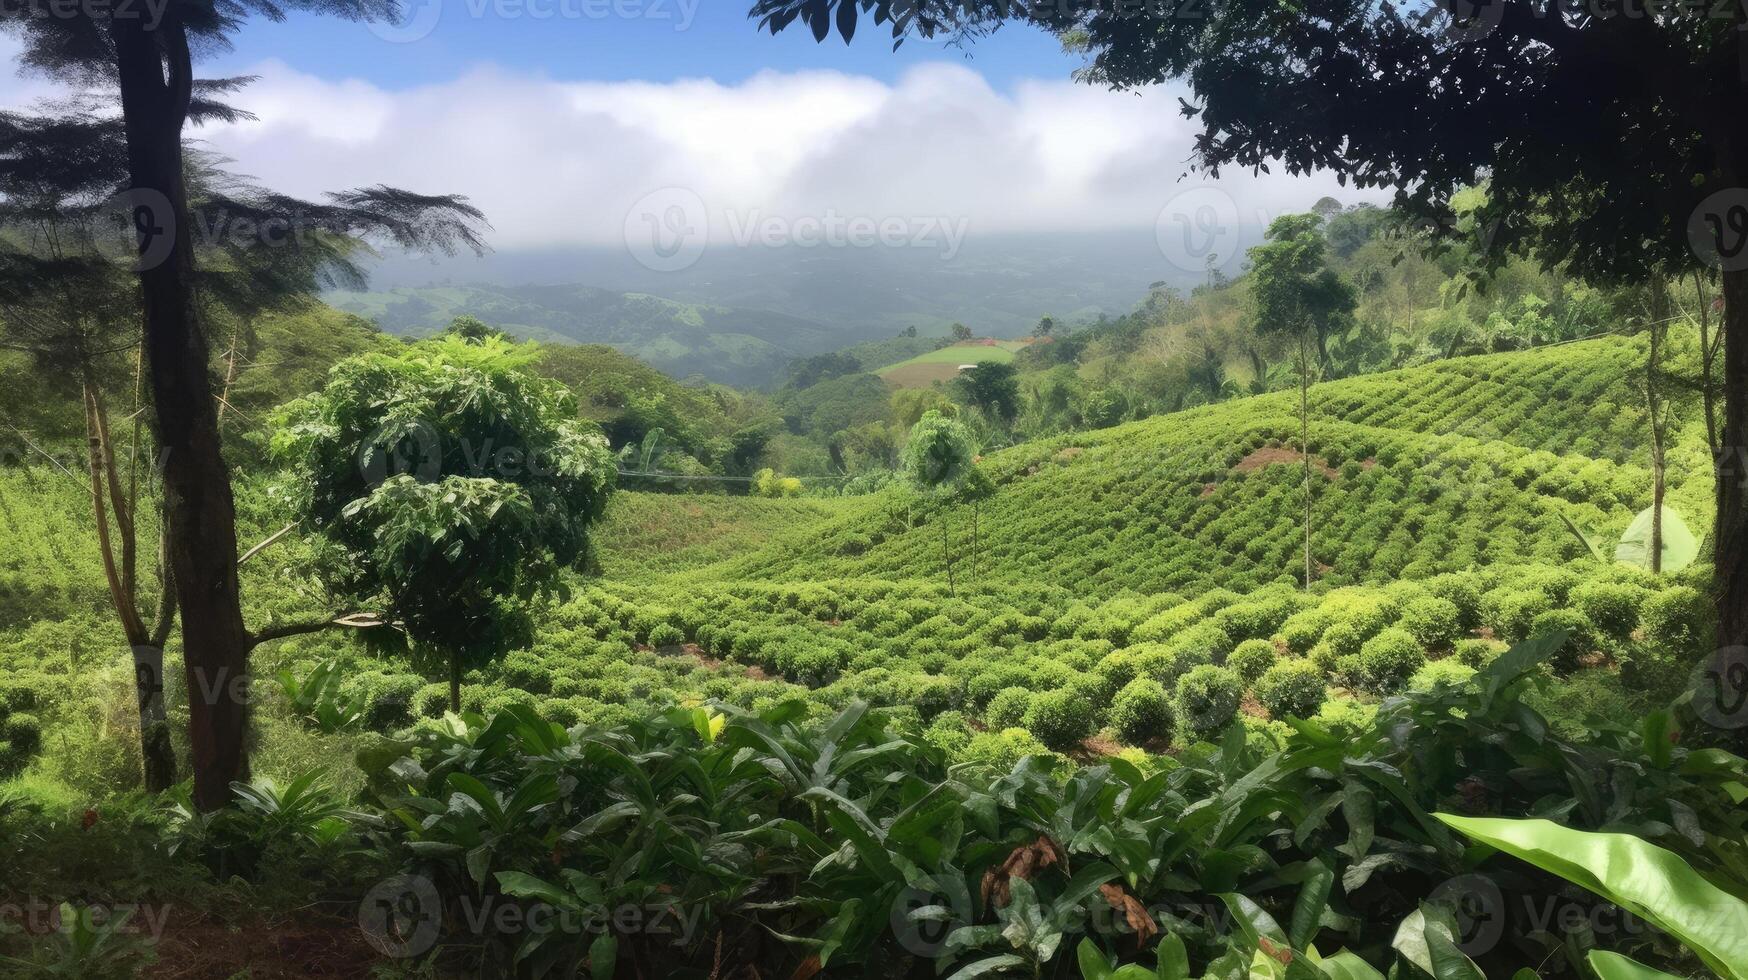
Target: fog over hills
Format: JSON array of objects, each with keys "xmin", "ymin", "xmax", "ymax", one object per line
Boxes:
[{"xmin": 328, "ymin": 227, "xmax": 1264, "ymax": 386}]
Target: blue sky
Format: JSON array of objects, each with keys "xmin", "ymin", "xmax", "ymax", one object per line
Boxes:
[{"xmin": 213, "ymin": 4, "xmax": 1077, "ymax": 89}]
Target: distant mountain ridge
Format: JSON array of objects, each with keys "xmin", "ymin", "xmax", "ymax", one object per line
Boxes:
[
  {"xmin": 325, "ymin": 282, "xmax": 844, "ymax": 387},
  {"xmin": 326, "ymin": 230, "xmax": 1195, "ymax": 385}
]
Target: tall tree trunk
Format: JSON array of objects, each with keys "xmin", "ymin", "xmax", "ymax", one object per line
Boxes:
[
  {"xmin": 84, "ymin": 380, "xmax": 177, "ymax": 790},
  {"xmin": 450, "ymin": 654, "xmax": 463, "ymax": 715},
  {"xmin": 113, "ymin": 15, "xmax": 253, "ymax": 812},
  {"xmin": 941, "ymin": 515, "xmax": 955, "ymax": 596},
  {"xmin": 1301, "ymin": 334, "xmax": 1314, "ymax": 591},
  {"xmin": 1647, "ymin": 311, "xmax": 1665, "ymax": 575},
  {"xmin": 1696, "ymin": 271, "xmax": 1721, "ymax": 460},
  {"xmin": 1718, "ymin": 266, "xmax": 1748, "ymax": 659}
]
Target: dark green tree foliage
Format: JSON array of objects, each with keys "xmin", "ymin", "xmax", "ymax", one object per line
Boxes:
[
  {"xmin": 953, "ymin": 360, "xmax": 1021, "ymax": 424},
  {"xmin": 783, "ymin": 350, "xmax": 862, "ymax": 390},
  {"xmin": 273, "ymin": 337, "xmax": 615, "ymax": 710}
]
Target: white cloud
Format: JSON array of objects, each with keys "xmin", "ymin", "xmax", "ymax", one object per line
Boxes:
[{"xmin": 4, "ymin": 46, "xmax": 1380, "ymax": 254}]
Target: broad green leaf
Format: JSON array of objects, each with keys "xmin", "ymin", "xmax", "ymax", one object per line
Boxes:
[
  {"xmin": 1437, "ymin": 814, "xmax": 1748, "ymax": 979},
  {"xmin": 1157, "ymin": 933, "xmax": 1192, "ymax": 980},
  {"xmin": 1079, "ymin": 938, "xmax": 1114, "ymax": 980},
  {"xmin": 1289, "ymin": 859, "xmax": 1334, "ymax": 951},
  {"xmin": 1615, "ymin": 505, "xmax": 1699, "ymax": 572},
  {"xmin": 1317, "ymin": 951, "xmax": 1385, "ymax": 980},
  {"xmin": 1391, "ymin": 906, "xmax": 1483, "ymax": 980},
  {"xmin": 945, "ymin": 953, "xmax": 1028, "ymax": 980},
  {"xmin": 588, "ymin": 933, "xmax": 617, "ymax": 980},
  {"xmin": 1587, "ymin": 950, "xmax": 1686, "ymax": 980}
]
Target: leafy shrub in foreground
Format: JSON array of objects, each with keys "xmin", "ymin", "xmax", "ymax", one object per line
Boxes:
[
  {"xmin": 1175, "ymin": 665, "xmax": 1242, "ymax": 739},
  {"xmin": 1358, "ymin": 628, "xmax": 1426, "ymax": 693},
  {"xmin": 1255, "ymin": 659, "xmax": 1326, "ymax": 720},
  {"xmin": 1640, "ymin": 585, "xmax": 1712, "ymax": 654},
  {"xmin": 986, "ymin": 686, "xmax": 1033, "ymax": 730},
  {"xmin": 1023, "ymin": 688, "xmax": 1096, "ymax": 750},
  {"xmin": 1572, "ymin": 580, "xmax": 1646, "ymax": 643},
  {"xmin": 1400, "ymin": 595, "xmax": 1463, "ymax": 649},
  {"xmin": 1226, "ymin": 639, "xmax": 1279, "ymax": 686},
  {"xmin": 1109, "ymin": 678, "xmax": 1174, "ymax": 745}
]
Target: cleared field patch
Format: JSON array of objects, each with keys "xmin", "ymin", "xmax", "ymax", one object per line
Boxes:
[{"xmin": 877, "ymin": 339, "xmax": 1031, "ymax": 388}]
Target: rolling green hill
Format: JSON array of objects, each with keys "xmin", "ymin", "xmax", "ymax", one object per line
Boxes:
[{"xmin": 639, "ymin": 336, "xmax": 1707, "ymax": 597}]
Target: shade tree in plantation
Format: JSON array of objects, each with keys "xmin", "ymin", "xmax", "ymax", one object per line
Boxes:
[
  {"xmin": 1247, "ymin": 213, "xmax": 1357, "ymax": 589},
  {"xmin": 751, "ymin": 0, "xmax": 1748, "ymax": 667},
  {"xmin": 0, "ymin": 2, "xmax": 487, "ymax": 808},
  {"xmin": 0, "ymin": 102, "xmax": 482, "ymax": 793},
  {"xmin": 954, "ymin": 360, "xmax": 1021, "ymax": 426},
  {"xmin": 272, "ymin": 336, "xmax": 616, "ymax": 713},
  {"xmin": 902, "ymin": 409, "xmax": 975, "ymax": 593}
]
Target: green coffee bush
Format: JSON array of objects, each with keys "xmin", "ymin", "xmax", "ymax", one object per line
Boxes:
[
  {"xmin": 0, "ymin": 710, "xmax": 42, "ymax": 778},
  {"xmin": 1320, "ymin": 621, "xmax": 1365, "ymax": 658},
  {"xmin": 902, "ymin": 674, "xmax": 958, "ymax": 720},
  {"xmin": 986, "ymin": 687, "xmax": 1033, "ymax": 730},
  {"xmin": 959, "ymin": 727, "xmax": 1053, "ymax": 772},
  {"xmin": 1023, "ymin": 689, "xmax": 1096, "ymax": 751},
  {"xmin": 1400, "ymin": 596, "xmax": 1463, "ymax": 650},
  {"xmin": 648, "ymin": 623, "xmax": 685, "ymax": 648},
  {"xmin": 1175, "ymin": 665, "xmax": 1242, "ymax": 739},
  {"xmin": 361, "ymin": 674, "xmax": 426, "ymax": 731},
  {"xmin": 1480, "ymin": 588, "xmax": 1553, "ymax": 641},
  {"xmin": 1454, "ymin": 639, "xmax": 1502, "ymax": 669},
  {"xmin": 1571, "ymin": 581, "xmax": 1645, "ymax": 643},
  {"xmin": 1640, "ymin": 586, "xmax": 1712, "ymax": 654},
  {"xmin": 1255, "ymin": 660, "xmax": 1326, "ymax": 720},
  {"xmin": 1358, "ymin": 628, "xmax": 1425, "ymax": 693},
  {"xmin": 1529, "ymin": 609, "xmax": 1598, "ymax": 671},
  {"xmin": 1110, "ymin": 678, "xmax": 1174, "ymax": 745},
  {"xmin": 1226, "ymin": 639, "xmax": 1280, "ymax": 686}
]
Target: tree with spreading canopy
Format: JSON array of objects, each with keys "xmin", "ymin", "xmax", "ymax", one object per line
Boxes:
[
  {"xmin": 749, "ymin": 0, "xmax": 1748, "ymax": 662},
  {"xmin": 902, "ymin": 409, "xmax": 975, "ymax": 593},
  {"xmin": 0, "ymin": 97, "xmax": 483, "ymax": 794},
  {"xmin": 0, "ymin": 7, "xmax": 486, "ymax": 808},
  {"xmin": 1249, "ymin": 213, "xmax": 1357, "ymax": 589},
  {"xmin": 272, "ymin": 336, "xmax": 616, "ymax": 713}
]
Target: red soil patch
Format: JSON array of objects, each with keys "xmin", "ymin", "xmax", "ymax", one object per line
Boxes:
[
  {"xmin": 1070, "ymin": 734, "xmax": 1125, "ymax": 762},
  {"xmin": 676, "ymin": 643, "xmax": 771, "ymax": 681},
  {"xmin": 1233, "ymin": 447, "xmax": 1340, "ymax": 480},
  {"xmin": 1200, "ymin": 483, "xmax": 1218, "ymax": 498},
  {"xmin": 145, "ymin": 913, "xmax": 378, "ymax": 980},
  {"xmin": 1240, "ymin": 692, "xmax": 1269, "ymax": 720}
]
